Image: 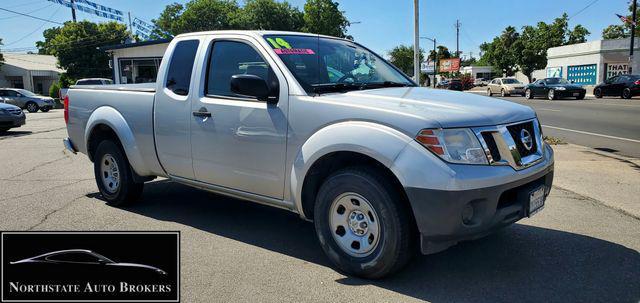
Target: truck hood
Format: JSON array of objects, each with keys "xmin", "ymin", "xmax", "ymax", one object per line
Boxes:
[{"xmin": 317, "ymin": 87, "xmax": 536, "ymax": 128}]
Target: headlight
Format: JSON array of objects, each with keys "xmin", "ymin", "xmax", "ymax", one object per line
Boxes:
[
  {"xmin": 416, "ymin": 128, "xmax": 488, "ymax": 164},
  {"xmin": 555, "ymin": 87, "xmax": 566, "ymax": 90},
  {"xmin": 0, "ymin": 109, "xmax": 8, "ymax": 115}
]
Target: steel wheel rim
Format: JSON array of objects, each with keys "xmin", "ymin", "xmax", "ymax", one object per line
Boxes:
[
  {"xmin": 329, "ymin": 192, "xmax": 381, "ymax": 257},
  {"xmin": 549, "ymin": 90, "xmax": 554, "ymax": 99},
  {"xmin": 100, "ymin": 154, "xmax": 120, "ymax": 194},
  {"xmin": 487, "ymin": 89, "xmax": 491, "ymax": 95},
  {"xmin": 27, "ymin": 103, "xmax": 36, "ymax": 112},
  {"xmin": 624, "ymin": 89, "xmax": 630, "ymax": 98},
  {"xmin": 501, "ymin": 89, "xmax": 505, "ymax": 97},
  {"xmin": 526, "ymin": 90, "xmax": 530, "ymax": 98}
]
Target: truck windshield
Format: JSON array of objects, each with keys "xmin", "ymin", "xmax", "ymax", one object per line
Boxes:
[{"xmin": 263, "ymin": 35, "xmax": 414, "ymax": 94}]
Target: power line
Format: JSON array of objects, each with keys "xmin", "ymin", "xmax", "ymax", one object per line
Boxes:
[
  {"xmin": 3, "ymin": 5, "xmax": 63, "ymax": 47},
  {"xmin": 0, "ymin": 3, "xmax": 54, "ymax": 20},
  {"xmin": 568, "ymin": 0, "xmax": 601, "ymax": 20},
  {"xmin": 0, "ymin": 6, "xmax": 64, "ymax": 25}
]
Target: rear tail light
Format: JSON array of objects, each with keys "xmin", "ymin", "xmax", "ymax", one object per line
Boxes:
[
  {"xmin": 415, "ymin": 129, "xmax": 445, "ymax": 155},
  {"xmin": 634, "ymin": 80, "xmax": 640, "ymax": 85},
  {"xmin": 63, "ymin": 95, "xmax": 69, "ymax": 124}
]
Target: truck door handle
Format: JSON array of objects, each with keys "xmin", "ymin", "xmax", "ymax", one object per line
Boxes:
[{"xmin": 192, "ymin": 110, "xmax": 212, "ymax": 118}]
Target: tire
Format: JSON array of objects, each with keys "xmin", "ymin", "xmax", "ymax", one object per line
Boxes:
[
  {"xmin": 25, "ymin": 102, "xmax": 39, "ymax": 113},
  {"xmin": 0, "ymin": 127, "xmax": 10, "ymax": 133},
  {"xmin": 40, "ymin": 107, "xmax": 50, "ymax": 112},
  {"xmin": 547, "ymin": 89, "xmax": 556, "ymax": 100},
  {"xmin": 501, "ymin": 88, "xmax": 508, "ymax": 97},
  {"xmin": 93, "ymin": 140, "xmax": 143, "ymax": 206},
  {"xmin": 594, "ymin": 88, "xmax": 602, "ymax": 98},
  {"xmin": 576, "ymin": 94, "xmax": 585, "ymax": 100},
  {"xmin": 525, "ymin": 89, "xmax": 533, "ymax": 99},
  {"xmin": 622, "ymin": 88, "xmax": 632, "ymax": 99},
  {"xmin": 314, "ymin": 167, "xmax": 414, "ymax": 279},
  {"xmin": 487, "ymin": 88, "xmax": 492, "ymax": 96}
]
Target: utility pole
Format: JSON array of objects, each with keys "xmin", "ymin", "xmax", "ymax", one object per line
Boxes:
[
  {"xmin": 128, "ymin": 12, "xmax": 134, "ymax": 41},
  {"xmin": 454, "ymin": 19, "xmax": 461, "ymax": 57},
  {"xmin": 413, "ymin": 0, "xmax": 420, "ymax": 85},
  {"xmin": 630, "ymin": 0, "xmax": 637, "ymax": 73},
  {"xmin": 70, "ymin": 0, "xmax": 77, "ymax": 22}
]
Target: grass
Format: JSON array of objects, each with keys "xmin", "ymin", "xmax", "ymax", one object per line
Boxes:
[{"xmin": 544, "ymin": 136, "xmax": 566, "ymax": 145}]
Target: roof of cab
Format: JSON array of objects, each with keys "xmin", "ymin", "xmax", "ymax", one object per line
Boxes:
[{"xmin": 175, "ymin": 30, "xmax": 344, "ymax": 41}]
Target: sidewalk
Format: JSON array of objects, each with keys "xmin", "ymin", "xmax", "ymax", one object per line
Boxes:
[{"xmin": 551, "ymin": 143, "xmax": 640, "ymax": 219}]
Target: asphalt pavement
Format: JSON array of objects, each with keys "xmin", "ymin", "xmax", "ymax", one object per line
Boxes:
[
  {"xmin": 469, "ymin": 89, "xmax": 640, "ymax": 158},
  {"xmin": 1, "ymin": 110, "xmax": 638, "ymax": 302}
]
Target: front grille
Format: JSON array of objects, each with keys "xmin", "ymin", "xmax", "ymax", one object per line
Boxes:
[
  {"xmin": 506, "ymin": 121, "xmax": 537, "ymax": 157},
  {"xmin": 481, "ymin": 132, "xmax": 501, "ymax": 162}
]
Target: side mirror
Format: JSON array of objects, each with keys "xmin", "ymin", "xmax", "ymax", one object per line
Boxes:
[
  {"xmin": 16, "ymin": 93, "xmax": 22, "ymax": 97},
  {"xmin": 230, "ymin": 74, "xmax": 274, "ymax": 103},
  {"xmin": 539, "ymin": 82, "xmax": 545, "ymax": 86}
]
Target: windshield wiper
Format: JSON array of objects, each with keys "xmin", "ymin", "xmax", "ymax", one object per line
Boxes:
[
  {"xmin": 311, "ymin": 83, "xmax": 362, "ymax": 95},
  {"xmin": 359, "ymin": 81, "xmax": 413, "ymax": 89}
]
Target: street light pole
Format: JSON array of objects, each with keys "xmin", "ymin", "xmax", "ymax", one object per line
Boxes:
[
  {"xmin": 631, "ymin": 0, "xmax": 637, "ymax": 73},
  {"xmin": 414, "ymin": 0, "xmax": 420, "ymax": 85}
]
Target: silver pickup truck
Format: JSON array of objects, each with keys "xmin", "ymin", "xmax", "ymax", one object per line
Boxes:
[{"xmin": 64, "ymin": 31, "xmax": 554, "ymax": 278}]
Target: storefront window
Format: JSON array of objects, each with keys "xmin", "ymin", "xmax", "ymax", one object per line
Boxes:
[{"xmin": 118, "ymin": 58, "xmax": 162, "ymax": 84}]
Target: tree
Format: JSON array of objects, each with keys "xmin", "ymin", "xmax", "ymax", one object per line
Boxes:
[
  {"xmin": 480, "ymin": 26, "xmax": 521, "ymax": 76},
  {"xmin": 36, "ymin": 21, "xmax": 129, "ymax": 79},
  {"xmin": 303, "ymin": 0, "xmax": 349, "ymax": 38},
  {"xmin": 233, "ymin": 0, "xmax": 304, "ymax": 31},
  {"xmin": 602, "ymin": 24, "xmax": 629, "ymax": 40},
  {"xmin": 151, "ymin": 3, "xmax": 184, "ymax": 38},
  {"xmin": 388, "ymin": 45, "xmax": 424, "ymax": 77}
]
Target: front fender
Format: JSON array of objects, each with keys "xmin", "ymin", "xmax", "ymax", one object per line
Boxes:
[
  {"xmin": 84, "ymin": 106, "xmax": 150, "ymax": 176},
  {"xmin": 290, "ymin": 121, "xmax": 414, "ymax": 218}
]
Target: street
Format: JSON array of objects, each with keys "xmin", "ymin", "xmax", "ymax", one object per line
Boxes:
[
  {"xmin": 0, "ymin": 110, "xmax": 638, "ymax": 302},
  {"xmin": 470, "ymin": 91, "xmax": 640, "ymax": 158}
]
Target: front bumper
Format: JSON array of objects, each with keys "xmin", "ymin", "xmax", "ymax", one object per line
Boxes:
[
  {"xmin": 507, "ymin": 88, "xmax": 525, "ymax": 94},
  {"xmin": 555, "ymin": 89, "xmax": 585, "ymax": 98},
  {"xmin": 0, "ymin": 114, "xmax": 26, "ymax": 128}
]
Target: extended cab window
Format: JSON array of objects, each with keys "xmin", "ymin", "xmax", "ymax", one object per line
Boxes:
[
  {"xmin": 206, "ymin": 40, "xmax": 277, "ymax": 100},
  {"xmin": 166, "ymin": 40, "xmax": 199, "ymax": 96}
]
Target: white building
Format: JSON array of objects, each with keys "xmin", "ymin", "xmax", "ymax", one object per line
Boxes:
[
  {"xmin": 460, "ymin": 65, "xmax": 495, "ymax": 81},
  {"xmin": 0, "ymin": 53, "xmax": 64, "ymax": 94},
  {"xmin": 544, "ymin": 38, "xmax": 640, "ymax": 87},
  {"xmin": 101, "ymin": 39, "xmax": 170, "ymax": 84}
]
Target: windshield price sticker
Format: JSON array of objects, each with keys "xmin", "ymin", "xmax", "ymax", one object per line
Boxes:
[{"xmin": 274, "ymin": 48, "xmax": 315, "ymax": 55}]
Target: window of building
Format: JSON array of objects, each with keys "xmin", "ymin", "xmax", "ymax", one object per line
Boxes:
[
  {"xmin": 165, "ymin": 40, "xmax": 200, "ymax": 96},
  {"xmin": 119, "ymin": 58, "xmax": 162, "ymax": 84}
]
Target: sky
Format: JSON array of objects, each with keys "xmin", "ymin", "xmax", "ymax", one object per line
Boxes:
[{"xmin": 0, "ymin": 0, "xmax": 631, "ymax": 58}]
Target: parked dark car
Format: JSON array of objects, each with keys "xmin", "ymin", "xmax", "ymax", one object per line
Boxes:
[
  {"xmin": 524, "ymin": 78, "xmax": 586, "ymax": 100},
  {"xmin": 594, "ymin": 74, "xmax": 640, "ymax": 99},
  {"xmin": 437, "ymin": 79, "xmax": 463, "ymax": 91},
  {"xmin": 0, "ymin": 102, "xmax": 25, "ymax": 132}
]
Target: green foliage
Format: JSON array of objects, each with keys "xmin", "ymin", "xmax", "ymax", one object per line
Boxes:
[
  {"xmin": 427, "ymin": 45, "xmax": 452, "ymax": 72},
  {"xmin": 36, "ymin": 21, "xmax": 129, "ymax": 79},
  {"xmin": 302, "ymin": 0, "xmax": 349, "ymax": 38},
  {"xmin": 58, "ymin": 73, "xmax": 75, "ymax": 88},
  {"xmin": 388, "ymin": 45, "xmax": 424, "ymax": 77},
  {"xmin": 49, "ymin": 82, "xmax": 61, "ymax": 99},
  {"xmin": 152, "ymin": 0, "xmax": 348, "ymax": 38},
  {"xmin": 479, "ymin": 14, "xmax": 590, "ymax": 80}
]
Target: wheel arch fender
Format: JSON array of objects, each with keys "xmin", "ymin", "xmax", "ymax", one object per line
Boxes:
[
  {"xmin": 84, "ymin": 106, "xmax": 149, "ymax": 176},
  {"xmin": 290, "ymin": 121, "xmax": 414, "ymax": 219}
]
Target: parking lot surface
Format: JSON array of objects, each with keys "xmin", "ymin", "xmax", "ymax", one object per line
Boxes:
[{"xmin": 1, "ymin": 110, "xmax": 638, "ymax": 302}]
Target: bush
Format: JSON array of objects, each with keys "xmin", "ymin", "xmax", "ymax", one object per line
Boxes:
[{"xmin": 49, "ymin": 82, "xmax": 61, "ymax": 99}]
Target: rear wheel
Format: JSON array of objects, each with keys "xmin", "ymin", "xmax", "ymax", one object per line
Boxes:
[
  {"xmin": 594, "ymin": 88, "xmax": 602, "ymax": 98},
  {"xmin": 622, "ymin": 88, "xmax": 632, "ymax": 99},
  {"xmin": 25, "ymin": 102, "xmax": 38, "ymax": 113},
  {"xmin": 314, "ymin": 167, "xmax": 414, "ymax": 279},
  {"xmin": 547, "ymin": 89, "xmax": 556, "ymax": 100},
  {"xmin": 93, "ymin": 140, "xmax": 143, "ymax": 206},
  {"xmin": 40, "ymin": 107, "xmax": 50, "ymax": 112}
]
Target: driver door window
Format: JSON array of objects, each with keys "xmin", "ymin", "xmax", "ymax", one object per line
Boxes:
[{"xmin": 206, "ymin": 41, "xmax": 277, "ymax": 100}]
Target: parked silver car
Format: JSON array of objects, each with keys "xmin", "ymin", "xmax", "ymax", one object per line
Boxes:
[
  {"xmin": 0, "ymin": 102, "xmax": 26, "ymax": 132},
  {"xmin": 487, "ymin": 78, "xmax": 526, "ymax": 97},
  {"xmin": 0, "ymin": 88, "xmax": 55, "ymax": 112}
]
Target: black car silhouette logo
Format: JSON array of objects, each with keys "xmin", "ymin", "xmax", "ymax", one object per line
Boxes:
[{"xmin": 10, "ymin": 249, "xmax": 167, "ymax": 275}]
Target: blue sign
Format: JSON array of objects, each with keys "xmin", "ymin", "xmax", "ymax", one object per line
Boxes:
[{"xmin": 567, "ymin": 64, "xmax": 597, "ymax": 85}]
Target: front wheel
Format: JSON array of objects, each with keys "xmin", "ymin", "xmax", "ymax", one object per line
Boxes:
[
  {"xmin": 487, "ymin": 88, "xmax": 492, "ymax": 96},
  {"xmin": 547, "ymin": 89, "xmax": 556, "ymax": 100},
  {"xmin": 25, "ymin": 102, "xmax": 39, "ymax": 113},
  {"xmin": 314, "ymin": 167, "xmax": 414, "ymax": 279},
  {"xmin": 525, "ymin": 89, "xmax": 533, "ymax": 99},
  {"xmin": 40, "ymin": 107, "xmax": 50, "ymax": 112},
  {"xmin": 0, "ymin": 127, "xmax": 10, "ymax": 133},
  {"xmin": 594, "ymin": 88, "xmax": 602, "ymax": 98},
  {"xmin": 622, "ymin": 88, "xmax": 632, "ymax": 99},
  {"xmin": 500, "ymin": 89, "xmax": 507, "ymax": 97},
  {"xmin": 93, "ymin": 140, "xmax": 143, "ymax": 206}
]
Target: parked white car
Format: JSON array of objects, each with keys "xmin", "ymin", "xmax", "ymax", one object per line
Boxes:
[{"xmin": 487, "ymin": 78, "xmax": 526, "ymax": 97}]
